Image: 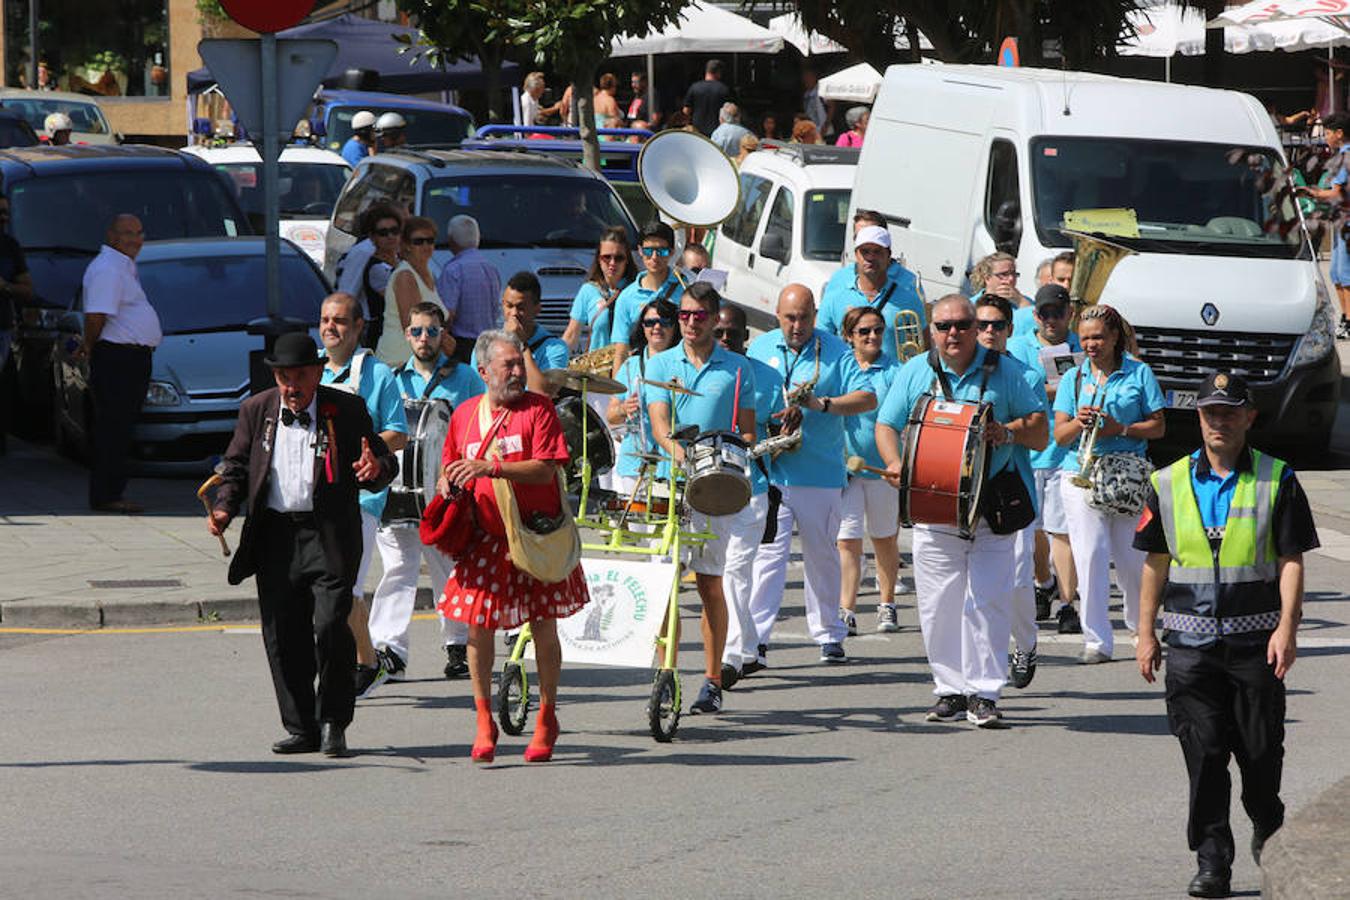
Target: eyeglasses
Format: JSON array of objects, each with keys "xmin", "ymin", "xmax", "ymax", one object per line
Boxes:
[
  {"xmin": 853, "ymin": 325, "xmax": 885, "ymax": 337},
  {"xmin": 1037, "ymin": 305, "xmax": 1068, "ymax": 320},
  {"xmin": 372, "ymin": 226, "xmax": 400, "ymax": 237},
  {"xmin": 408, "ymin": 325, "xmax": 442, "ymax": 338},
  {"xmin": 598, "ymin": 253, "xmax": 627, "ymax": 262},
  {"xmin": 678, "ymin": 309, "xmax": 711, "ymax": 322},
  {"xmin": 642, "ymin": 317, "xmax": 674, "ymax": 328},
  {"xmin": 933, "ymin": 319, "xmax": 974, "ymax": 333},
  {"xmin": 976, "ymin": 320, "xmax": 1009, "ymax": 333},
  {"xmin": 409, "ymin": 236, "xmax": 435, "ymax": 246},
  {"xmin": 991, "ymin": 270, "xmax": 1018, "ymax": 280},
  {"xmin": 640, "ymin": 246, "xmax": 672, "ymax": 258}
]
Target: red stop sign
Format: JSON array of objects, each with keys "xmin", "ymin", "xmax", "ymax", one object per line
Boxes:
[{"xmin": 219, "ymin": 0, "xmax": 312, "ymax": 33}]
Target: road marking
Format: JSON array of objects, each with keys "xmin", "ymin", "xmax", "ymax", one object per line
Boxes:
[{"xmin": 0, "ymin": 624, "xmax": 259, "ymax": 636}]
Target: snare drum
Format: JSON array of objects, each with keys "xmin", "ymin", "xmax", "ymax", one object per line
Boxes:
[
  {"xmin": 685, "ymin": 431, "xmax": 751, "ymax": 517},
  {"xmin": 382, "ymin": 397, "xmax": 451, "ymax": 529},
  {"xmin": 899, "ymin": 394, "xmax": 992, "ymax": 539}
]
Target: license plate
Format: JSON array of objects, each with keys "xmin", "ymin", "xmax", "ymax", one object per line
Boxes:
[{"xmin": 1168, "ymin": 390, "xmax": 1198, "ymax": 410}]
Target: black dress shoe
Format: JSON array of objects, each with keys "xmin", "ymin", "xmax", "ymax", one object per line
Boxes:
[
  {"xmin": 320, "ymin": 722, "xmax": 349, "ymax": 758},
  {"xmin": 272, "ymin": 733, "xmax": 320, "ymax": 754},
  {"xmin": 1187, "ymin": 868, "xmax": 1231, "ymax": 898}
]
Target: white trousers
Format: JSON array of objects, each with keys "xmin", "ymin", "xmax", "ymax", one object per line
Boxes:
[
  {"xmin": 1010, "ymin": 526, "xmax": 1038, "ymax": 653},
  {"xmin": 356, "ymin": 510, "xmax": 379, "ymax": 596},
  {"xmin": 1059, "ymin": 479, "xmax": 1144, "ymax": 656},
  {"xmin": 370, "ymin": 525, "xmax": 465, "ymax": 662},
  {"xmin": 912, "ymin": 523, "xmax": 1015, "ymax": 700},
  {"xmin": 723, "ymin": 493, "xmax": 769, "ymax": 667},
  {"xmin": 749, "ymin": 485, "xmax": 845, "ymax": 646}
]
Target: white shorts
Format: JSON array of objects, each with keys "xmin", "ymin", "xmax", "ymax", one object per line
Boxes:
[
  {"xmin": 687, "ymin": 497, "xmax": 760, "ymax": 576},
  {"xmin": 838, "ymin": 476, "xmax": 899, "ymax": 541},
  {"xmin": 1034, "ymin": 468, "xmax": 1068, "ymax": 535}
]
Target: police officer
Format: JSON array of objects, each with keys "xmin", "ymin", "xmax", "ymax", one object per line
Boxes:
[{"xmin": 1134, "ymin": 372, "xmax": 1319, "ymax": 899}]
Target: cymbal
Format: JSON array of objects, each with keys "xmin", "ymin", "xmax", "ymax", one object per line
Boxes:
[
  {"xmin": 639, "ymin": 378, "xmax": 702, "ymax": 397},
  {"xmin": 624, "ymin": 451, "xmax": 668, "ymax": 465},
  {"xmin": 543, "ymin": 368, "xmax": 625, "ymax": 395}
]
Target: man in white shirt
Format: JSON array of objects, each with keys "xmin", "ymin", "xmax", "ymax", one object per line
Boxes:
[{"xmin": 81, "ymin": 214, "xmax": 161, "ymax": 513}]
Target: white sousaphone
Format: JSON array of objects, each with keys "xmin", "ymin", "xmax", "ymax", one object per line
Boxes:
[{"xmin": 636, "ymin": 130, "xmax": 741, "ymax": 228}]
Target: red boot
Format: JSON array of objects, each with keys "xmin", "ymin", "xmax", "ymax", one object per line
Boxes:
[
  {"xmin": 471, "ymin": 699, "xmax": 498, "ymax": 763},
  {"xmin": 524, "ymin": 703, "xmax": 559, "ymax": 763}
]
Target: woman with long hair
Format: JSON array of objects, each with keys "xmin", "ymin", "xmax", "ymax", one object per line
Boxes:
[
  {"xmin": 837, "ymin": 305, "xmax": 904, "ymax": 634},
  {"xmin": 1053, "ymin": 304, "xmax": 1166, "ymax": 663},
  {"xmin": 375, "ymin": 216, "xmax": 447, "ymax": 367},
  {"xmin": 607, "ymin": 296, "xmax": 679, "ymax": 496},
  {"xmin": 563, "ymin": 226, "xmax": 637, "ymax": 352}
]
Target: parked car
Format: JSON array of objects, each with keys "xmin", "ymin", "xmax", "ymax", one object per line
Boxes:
[
  {"xmin": 714, "ymin": 144, "xmax": 858, "ymax": 327},
  {"xmin": 0, "ymin": 89, "xmax": 117, "ymax": 144},
  {"xmin": 1, "ymin": 144, "xmax": 250, "ymax": 427},
  {"xmin": 182, "ymin": 143, "xmax": 351, "ymax": 264},
  {"xmin": 51, "ymin": 238, "xmax": 327, "ymax": 470},
  {"xmin": 0, "ymin": 109, "xmax": 38, "ymax": 148},
  {"xmin": 308, "ymin": 89, "xmax": 474, "ymax": 153},
  {"xmin": 324, "ymin": 148, "xmax": 639, "ymax": 335}
]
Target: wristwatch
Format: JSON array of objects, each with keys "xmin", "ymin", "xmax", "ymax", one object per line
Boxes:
[{"xmin": 820, "ymin": 396, "xmax": 833, "ymax": 414}]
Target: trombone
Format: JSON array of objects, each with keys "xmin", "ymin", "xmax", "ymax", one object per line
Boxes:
[{"xmin": 894, "ymin": 309, "xmax": 924, "ymax": 362}]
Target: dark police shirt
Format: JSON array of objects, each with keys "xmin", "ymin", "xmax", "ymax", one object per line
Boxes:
[
  {"xmin": 1133, "ymin": 446, "xmax": 1319, "ymax": 560},
  {"xmin": 0, "ymin": 234, "xmax": 27, "ymax": 330}
]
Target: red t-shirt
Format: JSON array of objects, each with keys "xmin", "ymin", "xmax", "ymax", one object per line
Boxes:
[{"xmin": 443, "ymin": 392, "xmax": 570, "ymax": 536}]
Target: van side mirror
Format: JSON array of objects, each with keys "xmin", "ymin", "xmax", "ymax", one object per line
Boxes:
[
  {"xmin": 759, "ymin": 230, "xmax": 789, "ymax": 264},
  {"xmin": 992, "ymin": 200, "xmax": 1022, "ymax": 255}
]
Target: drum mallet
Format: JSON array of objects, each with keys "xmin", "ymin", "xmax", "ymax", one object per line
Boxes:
[
  {"xmin": 196, "ymin": 473, "xmax": 231, "ymax": 557},
  {"xmin": 846, "ymin": 455, "xmax": 892, "ymax": 478}
]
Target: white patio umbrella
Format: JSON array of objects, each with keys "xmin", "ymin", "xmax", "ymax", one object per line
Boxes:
[
  {"xmin": 767, "ymin": 13, "xmax": 847, "ymax": 56},
  {"xmin": 1209, "ymin": 0, "xmax": 1350, "ymax": 110},
  {"xmin": 818, "ymin": 62, "xmax": 884, "ymax": 104},
  {"xmin": 611, "ymin": 2, "xmax": 784, "ymax": 57},
  {"xmin": 1122, "ymin": 2, "xmax": 1350, "ymax": 60}
]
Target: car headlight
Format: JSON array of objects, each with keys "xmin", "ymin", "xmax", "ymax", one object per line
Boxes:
[
  {"xmin": 1290, "ymin": 279, "xmax": 1337, "ymax": 368},
  {"xmin": 144, "ymin": 381, "xmax": 182, "ymax": 407}
]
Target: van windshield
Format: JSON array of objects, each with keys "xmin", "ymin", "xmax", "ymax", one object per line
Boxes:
[
  {"xmin": 213, "ymin": 161, "xmax": 350, "ymax": 218},
  {"xmin": 325, "ymin": 107, "xmax": 473, "ymax": 150},
  {"xmin": 803, "ymin": 189, "xmax": 850, "ymax": 261},
  {"xmin": 1030, "ymin": 137, "xmax": 1309, "ymax": 260},
  {"xmin": 421, "ymin": 175, "xmax": 637, "ymax": 249},
  {"xmin": 10, "ymin": 171, "xmax": 245, "ymax": 250}
]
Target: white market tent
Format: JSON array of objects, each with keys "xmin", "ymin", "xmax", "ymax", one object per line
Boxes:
[
  {"xmin": 818, "ymin": 62, "xmax": 884, "ymax": 103},
  {"xmin": 1120, "ymin": 1, "xmax": 1350, "ymax": 57},
  {"xmin": 767, "ymin": 13, "xmax": 847, "ymax": 56},
  {"xmin": 611, "ymin": 2, "xmax": 784, "ymax": 57}
]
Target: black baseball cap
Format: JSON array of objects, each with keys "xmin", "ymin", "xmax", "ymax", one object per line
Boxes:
[
  {"xmin": 1034, "ymin": 283, "xmax": 1071, "ymax": 310},
  {"xmin": 1196, "ymin": 371, "xmax": 1252, "ymax": 407}
]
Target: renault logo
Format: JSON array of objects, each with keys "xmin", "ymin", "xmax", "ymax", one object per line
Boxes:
[{"xmin": 1200, "ymin": 303, "xmax": 1220, "ymax": 326}]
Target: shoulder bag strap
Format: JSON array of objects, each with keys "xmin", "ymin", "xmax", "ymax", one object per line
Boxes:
[{"xmin": 422, "ymin": 364, "xmax": 451, "ymax": 401}]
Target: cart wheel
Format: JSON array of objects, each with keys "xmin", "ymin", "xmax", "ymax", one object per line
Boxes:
[
  {"xmin": 497, "ymin": 660, "xmax": 530, "ymax": 736},
  {"xmin": 647, "ymin": 668, "xmax": 681, "ymax": 743}
]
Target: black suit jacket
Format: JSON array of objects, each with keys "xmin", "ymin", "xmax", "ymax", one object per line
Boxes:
[{"xmin": 215, "ymin": 385, "xmax": 398, "ymax": 586}]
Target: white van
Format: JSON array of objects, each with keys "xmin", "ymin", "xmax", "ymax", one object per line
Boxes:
[
  {"xmin": 715, "ymin": 144, "xmax": 857, "ymax": 326},
  {"xmin": 853, "ymin": 63, "xmax": 1341, "ymax": 451}
]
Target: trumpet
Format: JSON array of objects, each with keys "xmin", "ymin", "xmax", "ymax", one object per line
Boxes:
[
  {"xmin": 1070, "ymin": 372, "xmax": 1108, "ymax": 489},
  {"xmin": 894, "ymin": 309, "xmax": 924, "ymax": 362}
]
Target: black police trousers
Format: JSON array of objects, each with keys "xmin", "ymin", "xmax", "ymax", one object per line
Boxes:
[{"xmin": 1165, "ymin": 642, "xmax": 1286, "ymax": 872}]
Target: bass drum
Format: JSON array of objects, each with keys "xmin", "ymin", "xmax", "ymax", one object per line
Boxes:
[
  {"xmin": 382, "ymin": 397, "xmax": 452, "ymax": 528},
  {"xmin": 899, "ymin": 394, "xmax": 992, "ymax": 540},
  {"xmin": 555, "ymin": 395, "xmax": 614, "ymax": 487}
]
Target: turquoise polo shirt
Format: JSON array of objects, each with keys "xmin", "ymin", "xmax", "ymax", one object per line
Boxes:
[
  {"xmin": 320, "ymin": 349, "xmax": 408, "ymax": 518},
  {"xmin": 879, "ymin": 345, "xmax": 1043, "ymax": 499},
  {"xmin": 1052, "ymin": 354, "xmax": 1165, "ymax": 474},
  {"xmin": 842, "ymin": 355, "xmax": 899, "ymax": 481},
  {"xmin": 568, "ymin": 279, "xmax": 630, "ymax": 351},
  {"xmin": 1012, "ymin": 304, "xmax": 1036, "ymax": 338},
  {"xmin": 817, "ymin": 262, "xmax": 926, "ymax": 361},
  {"xmin": 393, "ymin": 354, "xmax": 485, "ymax": 407},
  {"xmin": 1007, "ymin": 329, "xmax": 1082, "ymax": 470},
  {"xmin": 611, "ymin": 273, "xmax": 684, "ymax": 348},
  {"xmin": 613, "ymin": 350, "xmax": 660, "ymax": 479},
  {"xmin": 527, "ymin": 323, "xmax": 570, "ymax": 371},
  {"xmin": 644, "ymin": 342, "xmax": 757, "ymax": 435},
  {"xmin": 747, "ymin": 328, "xmax": 871, "ymax": 489}
]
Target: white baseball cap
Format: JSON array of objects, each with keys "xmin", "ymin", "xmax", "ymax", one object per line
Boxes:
[
  {"xmin": 854, "ymin": 225, "xmax": 891, "ymax": 250},
  {"xmin": 351, "ymin": 110, "xmax": 376, "ymax": 130}
]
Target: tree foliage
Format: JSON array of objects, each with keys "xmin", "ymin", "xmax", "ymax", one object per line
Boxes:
[{"xmin": 396, "ymin": 0, "xmax": 514, "ymax": 123}]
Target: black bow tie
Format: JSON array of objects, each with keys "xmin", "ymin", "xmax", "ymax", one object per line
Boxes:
[{"xmin": 281, "ymin": 408, "xmax": 312, "ymax": 428}]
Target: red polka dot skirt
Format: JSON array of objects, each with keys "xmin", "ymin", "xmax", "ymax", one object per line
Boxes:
[{"xmin": 437, "ymin": 535, "xmax": 590, "ymax": 632}]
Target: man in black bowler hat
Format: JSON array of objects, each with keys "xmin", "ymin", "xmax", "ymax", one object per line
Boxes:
[
  {"xmin": 1135, "ymin": 371, "xmax": 1319, "ymax": 898},
  {"xmin": 210, "ymin": 333, "xmax": 398, "ymax": 757}
]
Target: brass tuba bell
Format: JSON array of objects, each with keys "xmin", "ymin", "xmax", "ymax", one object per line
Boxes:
[{"xmin": 1061, "ymin": 230, "xmax": 1136, "ymax": 327}]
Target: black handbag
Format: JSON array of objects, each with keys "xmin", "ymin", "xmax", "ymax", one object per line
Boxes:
[{"xmin": 981, "ymin": 465, "xmax": 1035, "ymax": 535}]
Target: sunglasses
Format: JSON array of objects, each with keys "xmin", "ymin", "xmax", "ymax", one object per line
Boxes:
[
  {"xmin": 372, "ymin": 226, "xmax": 400, "ymax": 237},
  {"xmin": 408, "ymin": 325, "xmax": 442, "ymax": 338},
  {"xmin": 1037, "ymin": 305, "xmax": 1068, "ymax": 320},
  {"xmin": 853, "ymin": 325, "xmax": 885, "ymax": 337},
  {"xmin": 976, "ymin": 320, "xmax": 1009, "ymax": 332},
  {"xmin": 640, "ymin": 246, "xmax": 672, "ymax": 258},
  {"xmin": 598, "ymin": 253, "xmax": 627, "ymax": 262},
  {"xmin": 933, "ymin": 319, "xmax": 974, "ymax": 333},
  {"xmin": 678, "ymin": 309, "xmax": 711, "ymax": 322},
  {"xmin": 713, "ymin": 327, "xmax": 743, "ymax": 339},
  {"xmin": 642, "ymin": 317, "xmax": 674, "ymax": 328},
  {"xmin": 408, "ymin": 236, "xmax": 435, "ymax": 246}
]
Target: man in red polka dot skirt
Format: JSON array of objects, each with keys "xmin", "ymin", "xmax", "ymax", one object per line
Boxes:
[{"xmin": 437, "ymin": 329, "xmax": 590, "ymax": 763}]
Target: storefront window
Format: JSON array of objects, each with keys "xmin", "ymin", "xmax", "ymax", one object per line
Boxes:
[{"xmin": 5, "ymin": 0, "xmax": 170, "ymax": 97}]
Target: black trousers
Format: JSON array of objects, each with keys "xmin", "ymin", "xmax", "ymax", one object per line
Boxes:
[
  {"xmin": 255, "ymin": 512, "xmax": 356, "ymax": 736},
  {"xmin": 1165, "ymin": 642, "xmax": 1286, "ymax": 872},
  {"xmin": 88, "ymin": 341, "xmax": 152, "ymax": 507}
]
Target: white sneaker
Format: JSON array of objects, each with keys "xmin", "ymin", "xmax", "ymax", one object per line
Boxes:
[
  {"xmin": 876, "ymin": 603, "xmax": 900, "ymax": 633},
  {"xmin": 1080, "ymin": 647, "xmax": 1113, "ymax": 665},
  {"xmin": 839, "ymin": 607, "xmax": 858, "ymax": 637}
]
